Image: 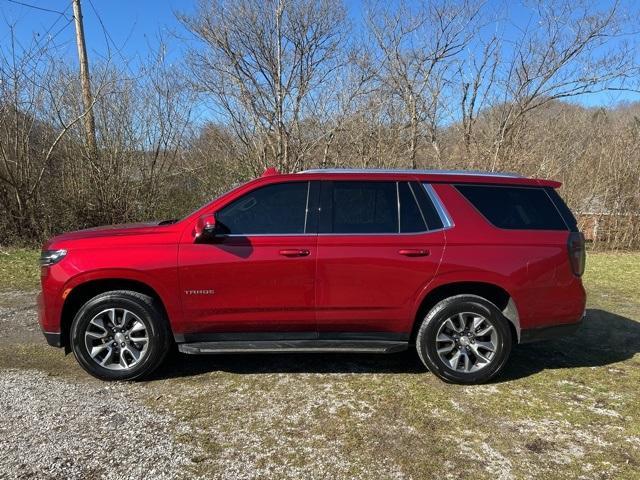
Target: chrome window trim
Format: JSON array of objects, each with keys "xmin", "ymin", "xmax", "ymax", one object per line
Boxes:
[
  {"xmin": 303, "ymin": 181, "xmax": 311, "ymax": 233},
  {"xmin": 316, "ymin": 232, "xmax": 433, "ymax": 237},
  {"xmin": 219, "ymin": 232, "xmax": 436, "ymax": 237},
  {"xmin": 221, "ymin": 233, "xmax": 315, "ymax": 237},
  {"xmin": 423, "ymin": 183, "xmax": 454, "ymax": 229}
]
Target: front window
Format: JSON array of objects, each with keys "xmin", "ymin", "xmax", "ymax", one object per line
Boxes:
[{"xmin": 216, "ymin": 182, "xmax": 310, "ymax": 234}]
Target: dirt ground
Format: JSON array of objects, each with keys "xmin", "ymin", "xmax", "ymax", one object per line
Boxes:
[{"xmin": 1, "ymin": 253, "xmax": 639, "ymax": 479}]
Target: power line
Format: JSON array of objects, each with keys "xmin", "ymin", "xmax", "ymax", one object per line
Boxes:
[
  {"xmin": 7, "ymin": 1, "xmax": 74, "ymax": 67},
  {"xmin": 43, "ymin": 16, "xmax": 74, "ymax": 47},
  {"xmin": 87, "ymin": 0, "xmax": 112, "ymax": 57},
  {"xmin": 35, "ymin": 2, "xmax": 74, "ymax": 44},
  {"xmin": 87, "ymin": 0, "xmax": 139, "ymax": 77},
  {"xmin": 3, "ymin": 0, "xmax": 72, "ymax": 19}
]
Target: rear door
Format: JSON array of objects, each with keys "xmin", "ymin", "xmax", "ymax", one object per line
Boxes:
[{"xmin": 315, "ymin": 180, "xmax": 446, "ymax": 337}]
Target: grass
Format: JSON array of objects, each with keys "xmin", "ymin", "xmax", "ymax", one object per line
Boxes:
[
  {"xmin": 0, "ymin": 247, "xmax": 39, "ymax": 291},
  {"xmin": 1, "ymin": 248, "xmax": 639, "ymax": 478},
  {"xmin": 584, "ymin": 251, "xmax": 640, "ymax": 313}
]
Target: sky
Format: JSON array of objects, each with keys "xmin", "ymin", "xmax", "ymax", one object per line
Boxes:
[
  {"xmin": 0, "ymin": 0, "xmax": 638, "ymax": 108},
  {"xmin": 0, "ymin": 0, "xmax": 192, "ymax": 66}
]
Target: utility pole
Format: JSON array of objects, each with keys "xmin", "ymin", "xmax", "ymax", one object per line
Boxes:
[{"xmin": 72, "ymin": 0, "xmax": 98, "ymax": 155}]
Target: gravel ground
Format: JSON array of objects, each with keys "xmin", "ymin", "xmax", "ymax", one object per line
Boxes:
[
  {"xmin": 0, "ymin": 369, "xmax": 199, "ymax": 479},
  {"xmin": 0, "ymin": 291, "xmax": 42, "ymax": 345},
  {"xmin": 0, "ymin": 292, "xmax": 201, "ymax": 480}
]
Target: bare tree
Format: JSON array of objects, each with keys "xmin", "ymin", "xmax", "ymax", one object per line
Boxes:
[
  {"xmin": 56, "ymin": 43, "xmax": 194, "ymax": 227},
  {"xmin": 365, "ymin": 0, "xmax": 482, "ymax": 168},
  {"xmin": 463, "ymin": 0, "xmax": 640, "ymax": 170},
  {"xmin": 179, "ymin": 0, "xmax": 348, "ymax": 173},
  {"xmin": 0, "ymin": 19, "xmax": 193, "ymax": 243},
  {"xmin": 456, "ymin": 35, "xmax": 499, "ymax": 165},
  {"xmin": 0, "ymin": 24, "xmax": 103, "ymax": 240},
  {"xmin": 1, "ymin": 0, "xmax": 639, "ymax": 250}
]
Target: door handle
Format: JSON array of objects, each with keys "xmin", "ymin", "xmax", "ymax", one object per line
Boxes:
[
  {"xmin": 398, "ymin": 249, "xmax": 430, "ymax": 257},
  {"xmin": 279, "ymin": 249, "xmax": 310, "ymax": 257}
]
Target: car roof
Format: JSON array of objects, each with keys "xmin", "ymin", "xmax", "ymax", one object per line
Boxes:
[{"xmin": 287, "ymin": 168, "xmax": 561, "ymax": 188}]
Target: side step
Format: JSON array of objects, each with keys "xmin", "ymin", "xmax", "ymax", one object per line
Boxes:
[{"xmin": 178, "ymin": 340, "xmax": 408, "ymax": 355}]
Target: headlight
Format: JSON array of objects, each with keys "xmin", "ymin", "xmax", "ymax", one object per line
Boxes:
[{"xmin": 40, "ymin": 249, "xmax": 67, "ymax": 266}]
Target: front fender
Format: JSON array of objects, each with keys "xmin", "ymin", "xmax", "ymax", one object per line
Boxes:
[{"xmin": 61, "ymin": 268, "xmax": 183, "ymax": 333}]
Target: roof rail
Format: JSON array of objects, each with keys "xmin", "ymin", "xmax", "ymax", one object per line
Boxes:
[{"xmin": 297, "ymin": 168, "xmax": 522, "ymax": 178}]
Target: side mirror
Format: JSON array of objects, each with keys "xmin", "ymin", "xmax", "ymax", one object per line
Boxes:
[{"xmin": 194, "ymin": 213, "xmax": 218, "ymax": 242}]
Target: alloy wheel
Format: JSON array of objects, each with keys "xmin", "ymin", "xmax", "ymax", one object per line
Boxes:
[
  {"xmin": 435, "ymin": 312, "xmax": 498, "ymax": 373},
  {"xmin": 83, "ymin": 308, "xmax": 149, "ymax": 370}
]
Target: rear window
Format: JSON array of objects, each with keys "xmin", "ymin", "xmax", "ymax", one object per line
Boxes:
[
  {"xmin": 330, "ymin": 181, "xmax": 398, "ymax": 233},
  {"xmin": 399, "ymin": 182, "xmax": 427, "ymax": 233},
  {"xmin": 545, "ymin": 187, "xmax": 578, "ymax": 232},
  {"xmin": 456, "ymin": 185, "xmax": 567, "ymax": 230},
  {"xmin": 319, "ymin": 181, "xmax": 444, "ymax": 234}
]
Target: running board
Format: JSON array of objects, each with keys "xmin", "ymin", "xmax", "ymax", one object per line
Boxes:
[{"xmin": 178, "ymin": 340, "xmax": 408, "ymax": 355}]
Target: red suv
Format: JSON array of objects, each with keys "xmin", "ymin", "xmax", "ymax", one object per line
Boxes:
[{"xmin": 38, "ymin": 169, "xmax": 586, "ymax": 384}]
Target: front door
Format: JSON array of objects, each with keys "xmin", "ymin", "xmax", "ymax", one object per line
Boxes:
[
  {"xmin": 315, "ymin": 180, "xmax": 445, "ymax": 337},
  {"xmin": 178, "ymin": 181, "xmax": 319, "ymax": 337}
]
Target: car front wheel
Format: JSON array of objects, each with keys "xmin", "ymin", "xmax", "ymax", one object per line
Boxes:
[
  {"xmin": 416, "ymin": 294, "xmax": 513, "ymax": 384},
  {"xmin": 70, "ymin": 290, "xmax": 171, "ymax": 381}
]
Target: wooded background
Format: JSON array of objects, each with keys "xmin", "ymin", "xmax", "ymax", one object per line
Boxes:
[{"xmin": 1, "ymin": 0, "xmax": 639, "ymax": 248}]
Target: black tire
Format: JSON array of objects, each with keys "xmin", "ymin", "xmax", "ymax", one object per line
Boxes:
[
  {"xmin": 416, "ymin": 294, "xmax": 512, "ymax": 384},
  {"xmin": 70, "ymin": 290, "xmax": 171, "ymax": 381}
]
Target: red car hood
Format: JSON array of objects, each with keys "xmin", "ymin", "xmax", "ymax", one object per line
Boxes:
[{"xmin": 44, "ymin": 222, "xmax": 165, "ymax": 248}]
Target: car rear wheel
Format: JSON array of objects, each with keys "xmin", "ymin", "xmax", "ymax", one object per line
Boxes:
[
  {"xmin": 416, "ymin": 295, "xmax": 512, "ymax": 384},
  {"xmin": 70, "ymin": 290, "xmax": 171, "ymax": 381}
]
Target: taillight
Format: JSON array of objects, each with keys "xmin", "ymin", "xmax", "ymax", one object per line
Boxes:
[{"xmin": 568, "ymin": 232, "xmax": 586, "ymax": 276}]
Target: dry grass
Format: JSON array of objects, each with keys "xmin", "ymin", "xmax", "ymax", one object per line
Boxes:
[{"xmin": 0, "ymin": 248, "xmax": 39, "ymax": 291}]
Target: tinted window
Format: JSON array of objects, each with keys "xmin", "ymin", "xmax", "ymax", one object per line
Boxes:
[
  {"xmin": 456, "ymin": 185, "xmax": 567, "ymax": 230},
  {"xmin": 399, "ymin": 182, "xmax": 427, "ymax": 232},
  {"xmin": 329, "ymin": 181, "xmax": 398, "ymax": 233},
  {"xmin": 546, "ymin": 187, "xmax": 578, "ymax": 232},
  {"xmin": 216, "ymin": 182, "xmax": 309, "ymax": 234},
  {"xmin": 416, "ymin": 183, "xmax": 445, "ymax": 230}
]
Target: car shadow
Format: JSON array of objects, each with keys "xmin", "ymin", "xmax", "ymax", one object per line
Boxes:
[
  {"xmin": 198, "ymin": 235, "xmax": 254, "ymax": 259},
  {"xmin": 151, "ymin": 349, "xmax": 426, "ymax": 379},
  {"xmin": 497, "ymin": 308, "xmax": 640, "ymax": 382},
  {"xmin": 148, "ymin": 308, "xmax": 640, "ymax": 381}
]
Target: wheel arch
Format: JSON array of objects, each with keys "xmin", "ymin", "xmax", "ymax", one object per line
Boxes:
[
  {"xmin": 60, "ymin": 278, "xmax": 172, "ymax": 350},
  {"xmin": 411, "ymin": 281, "xmax": 520, "ymax": 344}
]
